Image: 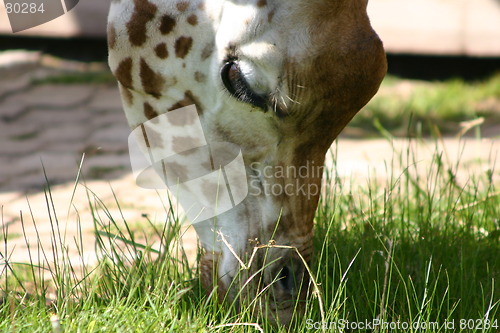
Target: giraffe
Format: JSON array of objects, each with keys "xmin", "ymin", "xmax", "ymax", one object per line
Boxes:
[{"xmin": 108, "ymin": 0, "xmax": 386, "ymax": 325}]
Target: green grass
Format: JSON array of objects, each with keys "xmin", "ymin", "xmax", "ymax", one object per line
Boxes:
[
  {"xmin": 1, "ymin": 135, "xmax": 499, "ymax": 332},
  {"xmin": 31, "ymin": 71, "xmax": 116, "ymax": 86},
  {"xmin": 9, "ymin": 131, "xmax": 39, "ymax": 142},
  {"xmin": 351, "ymin": 73, "xmax": 500, "ymax": 136}
]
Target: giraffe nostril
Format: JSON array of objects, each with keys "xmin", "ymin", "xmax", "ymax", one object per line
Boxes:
[
  {"xmin": 220, "ymin": 61, "xmax": 268, "ymax": 111},
  {"xmin": 276, "ymin": 260, "xmax": 308, "ymax": 296},
  {"xmin": 277, "ymin": 266, "xmax": 294, "ymax": 292}
]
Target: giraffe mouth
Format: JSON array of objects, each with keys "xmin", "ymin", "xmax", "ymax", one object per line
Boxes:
[{"xmin": 220, "ymin": 61, "xmax": 269, "ymax": 111}]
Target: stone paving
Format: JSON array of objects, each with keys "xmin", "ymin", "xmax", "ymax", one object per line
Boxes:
[
  {"xmin": 0, "ymin": 50, "xmax": 499, "ymax": 277},
  {"xmin": 0, "ymin": 51, "xmax": 128, "ymax": 193},
  {"xmin": 0, "ymin": 51, "xmax": 200, "ymax": 270}
]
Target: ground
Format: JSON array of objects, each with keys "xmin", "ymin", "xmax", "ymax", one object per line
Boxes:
[{"xmin": 0, "ymin": 50, "xmax": 499, "ymax": 277}]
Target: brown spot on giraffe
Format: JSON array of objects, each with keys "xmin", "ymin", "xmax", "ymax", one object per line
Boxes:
[
  {"xmin": 176, "ymin": 1, "xmax": 189, "ymax": 12},
  {"xmin": 154, "ymin": 43, "xmax": 169, "ymax": 59},
  {"xmin": 201, "ymin": 179, "xmax": 219, "ymax": 203},
  {"xmin": 143, "ymin": 102, "xmax": 159, "ymax": 120},
  {"xmin": 114, "ymin": 57, "xmax": 133, "ymax": 89},
  {"xmin": 187, "ymin": 14, "xmax": 198, "ymax": 26},
  {"xmin": 171, "ymin": 136, "xmax": 204, "ymax": 156},
  {"xmin": 140, "ymin": 124, "xmax": 164, "ymax": 149},
  {"xmin": 200, "ymin": 158, "xmax": 214, "ymax": 172},
  {"xmin": 168, "ymin": 90, "xmax": 203, "ymax": 114},
  {"xmin": 165, "ymin": 161, "xmax": 189, "ymax": 183},
  {"xmin": 126, "ymin": 0, "xmax": 157, "ymax": 46},
  {"xmin": 160, "ymin": 14, "xmax": 176, "ymax": 35},
  {"xmin": 140, "ymin": 59, "xmax": 165, "ymax": 98},
  {"xmin": 194, "ymin": 71, "xmax": 206, "ymax": 83},
  {"xmin": 175, "ymin": 36, "xmax": 193, "ymax": 58},
  {"xmin": 257, "ymin": 0, "xmax": 267, "ymax": 7},
  {"xmin": 201, "ymin": 43, "xmax": 214, "ymax": 61},
  {"xmin": 107, "ymin": 24, "xmax": 116, "ymax": 49},
  {"xmin": 119, "ymin": 84, "xmax": 134, "ymax": 106},
  {"xmin": 268, "ymin": 10, "xmax": 275, "ymax": 23}
]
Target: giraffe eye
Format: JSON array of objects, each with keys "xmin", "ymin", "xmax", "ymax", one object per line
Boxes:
[{"xmin": 220, "ymin": 61, "xmax": 268, "ymax": 111}]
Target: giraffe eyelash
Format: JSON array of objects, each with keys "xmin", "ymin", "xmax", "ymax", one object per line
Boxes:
[{"xmin": 220, "ymin": 60, "xmax": 290, "ymax": 118}]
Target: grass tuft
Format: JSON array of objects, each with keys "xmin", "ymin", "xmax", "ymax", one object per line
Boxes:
[{"xmin": 350, "ymin": 73, "xmax": 500, "ymax": 137}]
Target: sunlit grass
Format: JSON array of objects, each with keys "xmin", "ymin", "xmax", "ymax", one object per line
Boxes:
[
  {"xmin": 351, "ymin": 73, "xmax": 500, "ymax": 136},
  {"xmin": 1, "ymin": 133, "xmax": 499, "ymax": 332}
]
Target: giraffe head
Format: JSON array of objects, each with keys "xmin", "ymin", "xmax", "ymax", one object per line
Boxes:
[{"xmin": 108, "ymin": 0, "xmax": 386, "ymax": 325}]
